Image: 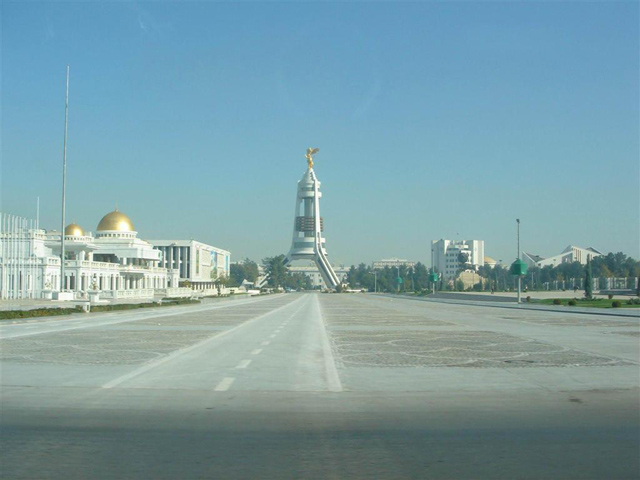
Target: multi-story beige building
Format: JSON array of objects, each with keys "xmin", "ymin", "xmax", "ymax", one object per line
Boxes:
[{"xmin": 150, "ymin": 240, "xmax": 230, "ymax": 290}]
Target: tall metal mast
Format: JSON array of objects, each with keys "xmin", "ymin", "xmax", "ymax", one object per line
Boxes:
[{"xmin": 60, "ymin": 65, "xmax": 69, "ymax": 292}]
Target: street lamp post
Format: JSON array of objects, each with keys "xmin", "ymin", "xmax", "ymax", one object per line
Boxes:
[
  {"xmin": 517, "ymin": 219, "xmax": 521, "ymax": 303},
  {"xmin": 509, "ymin": 221, "xmax": 527, "ymax": 304},
  {"xmin": 409, "ymin": 267, "xmax": 414, "ymax": 292}
]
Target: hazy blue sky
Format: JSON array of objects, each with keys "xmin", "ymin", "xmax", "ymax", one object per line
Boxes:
[{"xmin": 2, "ymin": 1, "xmax": 638, "ymax": 266}]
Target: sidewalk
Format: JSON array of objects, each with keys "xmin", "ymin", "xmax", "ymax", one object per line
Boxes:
[{"xmin": 377, "ymin": 292, "xmax": 640, "ymax": 318}]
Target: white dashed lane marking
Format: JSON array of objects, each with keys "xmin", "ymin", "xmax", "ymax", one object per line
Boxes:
[
  {"xmin": 261, "ymin": 341, "xmax": 270, "ymax": 346},
  {"xmin": 214, "ymin": 377, "xmax": 235, "ymax": 391},
  {"xmin": 236, "ymin": 359, "xmax": 252, "ymax": 369},
  {"xmin": 251, "ymin": 349, "xmax": 262, "ymax": 355}
]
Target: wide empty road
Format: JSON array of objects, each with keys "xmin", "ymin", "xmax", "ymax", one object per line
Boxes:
[{"xmin": 1, "ymin": 293, "xmax": 639, "ymax": 479}]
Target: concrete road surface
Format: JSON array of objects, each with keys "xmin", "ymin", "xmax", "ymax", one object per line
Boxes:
[{"xmin": 1, "ymin": 293, "xmax": 638, "ymax": 479}]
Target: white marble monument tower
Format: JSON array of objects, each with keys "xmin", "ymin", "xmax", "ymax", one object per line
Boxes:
[{"xmin": 283, "ymin": 148, "xmax": 340, "ymax": 289}]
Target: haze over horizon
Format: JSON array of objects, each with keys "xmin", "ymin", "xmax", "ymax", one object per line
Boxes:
[{"xmin": 2, "ymin": 2, "xmax": 638, "ymax": 266}]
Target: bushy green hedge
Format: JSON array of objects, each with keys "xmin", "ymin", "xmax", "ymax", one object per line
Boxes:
[
  {"xmin": 0, "ymin": 307, "xmax": 82, "ymax": 320},
  {"xmin": 0, "ymin": 299, "xmax": 200, "ymax": 319},
  {"xmin": 90, "ymin": 299, "xmax": 199, "ymax": 312}
]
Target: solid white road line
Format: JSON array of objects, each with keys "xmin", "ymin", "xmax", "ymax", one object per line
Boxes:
[
  {"xmin": 214, "ymin": 377, "xmax": 235, "ymax": 391},
  {"xmin": 236, "ymin": 359, "xmax": 252, "ymax": 369},
  {"xmin": 251, "ymin": 349, "xmax": 262, "ymax": 355},
  {"xmin": 315, "ymin": 295, "xmax": 343, "ymax": 392}
]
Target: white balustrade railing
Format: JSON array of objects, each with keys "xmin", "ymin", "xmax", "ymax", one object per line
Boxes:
[
  {"xmin": 100, "ymin": 289, "xmax": 155, "ymax": 299},
  {"xmin": 158, "ymin": 287, "xmax": 194, "ymax": 298}
]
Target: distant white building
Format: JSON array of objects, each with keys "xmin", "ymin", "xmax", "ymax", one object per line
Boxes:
[
  {"xmin": 288, "ymin": 262, "xmax": 349, "ymax": 289},
  {"xmin": 522, "ymin": 245, "xmax": 603, "ymax": 269},
  {"xmin": 431, "ymin": 239, "xmax": 485, "ymax": 280},
  {"xmin": 0, "ymin": 209, "xmax": 176, "ymax": 300},
  {"xmin": 372, "ymin": 258, "xmax": 417, "ymax": 269},
  {"xmin": 150, "ymin": 240, "xmax": 230, "ymax": 290}
]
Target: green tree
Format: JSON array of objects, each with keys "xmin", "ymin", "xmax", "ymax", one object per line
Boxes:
[
  {"xmin": 356, "ymin": 263, "xmax": 371, "ymax": 290},
  {"xmin": 214, "ymin": 274, "xmax": 229, "ymax": 295},
  {"xmin": 347, "ymin": 266, "xmax": 358, "ymax": 288},
  {"xmin": 229, "ymin": 264, "xmax": 245, "ymax": 287},
  {"xmin": 241, "ymin": 258, "xmax": 259, "ymax": 283},
  {"xmin": 262, "ymin": 255, "xmax": 289, "ymax": 289},
  {"xmin": 414, "ymin": 263, "xmax": 429, "ymax": 291},
  {"xmin": 229, "ymin": 258, "xmax": 260, "ymax": 287},
  {"xmin": 584, "ymin": 257, "xmax": 593, "ymax": 300},
  {"xmin": 457, "ymin": 252, "xmax": 470, "ymax": 274},
  {"xmin": 284, "ymin": 272, "xmax": 312, "ymax": 290}
]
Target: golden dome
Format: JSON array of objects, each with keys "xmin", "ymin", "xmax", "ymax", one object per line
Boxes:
[
  {"xmin": 484, "ymin": 256, "xmax": 497, "ymax": 264},
  {"xmin": 64, "ymin": 223, "xmax": 85, "ymax": 237},
  {"xmin": 96, "ymin": 209, "xmax": 135, "ymax": 232}
]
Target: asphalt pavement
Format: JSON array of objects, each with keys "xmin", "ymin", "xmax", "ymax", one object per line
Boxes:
[{"xmin": 1, "ymin": 293, "xmax": 638, "ymax": 479}]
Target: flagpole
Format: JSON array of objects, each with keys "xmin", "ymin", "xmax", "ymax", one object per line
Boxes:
[{"xmin": 60, "ymin": 65, "xmax": 69, "ymax": 292}]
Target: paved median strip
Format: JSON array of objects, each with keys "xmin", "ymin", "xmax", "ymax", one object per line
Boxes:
[
  {"xmin": 101, "ymin": 295, "xmax": 304, "ymax": 389},
  {"xmin": 2, "ymin": 295, "xmax": 288, "ymax": 340}
]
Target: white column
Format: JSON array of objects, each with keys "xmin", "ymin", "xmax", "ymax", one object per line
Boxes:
[{"xmin": 177, "ymin": 248, "xmax": 182, "ymax": 278}]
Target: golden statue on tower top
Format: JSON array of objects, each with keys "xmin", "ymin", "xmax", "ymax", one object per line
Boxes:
[{"xmin": 306, "ymin": 147, "xmax": 319, "ymax": 169}]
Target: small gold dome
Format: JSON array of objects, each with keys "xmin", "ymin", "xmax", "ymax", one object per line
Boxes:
[
  {"xmin": 96, "ymin": 209, "xmax": 135, "ymax": 232},
  {"xmin": 64, "ymin": 223, "xmax": 85, "ymax": 237}
]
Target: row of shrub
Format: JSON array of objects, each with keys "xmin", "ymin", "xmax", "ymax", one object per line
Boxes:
[
  {"xmin": 0, "ymin": 298, "xmax": 201, "ymax": 319},
  {"xmin": 549, "ymin": 298, "xmax": 640, "ymax": 308},
  {"xmin": 0, "ymin": 307, "xmax": 83, "ymax": 320},
  {"xmin": 89, "ymin": 299, "xmax": 200, "ymax": 312}
]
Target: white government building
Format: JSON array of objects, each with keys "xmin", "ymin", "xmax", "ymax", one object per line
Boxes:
[
  {"xmin": 431, "ymin": 239, "xmax": 485, "ymax": 280},
  {"xmin": 0, "ymin": 209, "xmax": 230, "ymax": 300},
  {"xmin": 149, "ymin": 240, "xmax": 230, "ymax": 290}
]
